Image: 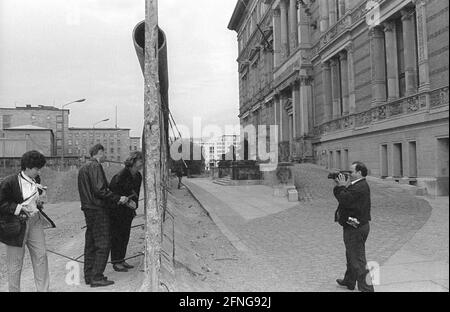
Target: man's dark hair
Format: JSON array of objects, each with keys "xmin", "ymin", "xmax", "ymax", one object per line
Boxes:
[
  {"xmin": 21, "ymin": 151, "xmax": 46, "ymax": 170},
  {"xmin": 353, "ymin": 161, "xmax": 368, "ymax": 177},
  {"xmin": 89, "ymin": 144, "xmax": 105, "ymax": 157}
]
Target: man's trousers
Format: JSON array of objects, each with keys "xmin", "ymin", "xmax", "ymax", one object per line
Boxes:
[
  {"xmin": 343, "ymin": 223, "xmax": 375, "ymax": 292},
  {"xmin": 6, "ymin": 213, "xmax": 50, "ymax": 292},
  {"xmin": 110, "ymin": 207, "xmax": 134, "ymax": 264},
  {"xmin": 83, "ymin": 208, "xmax": 111, "ymax": 282}
]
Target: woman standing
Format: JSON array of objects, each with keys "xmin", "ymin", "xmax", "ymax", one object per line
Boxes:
[
  {"xmin": 0, "ymin": 150, "xmax": 54, "ymax": 292},
  {"xmin": 109, "ymin": 151, "xmax": 143, "ymax": 272}
]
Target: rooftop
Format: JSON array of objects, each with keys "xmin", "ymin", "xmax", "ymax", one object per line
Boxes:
[
  {"xmin": 228, "ymin": 0, "xmax": 250, "ymax": 31},
  {"xmin": 0, "ymin": 105, "xmax": 68, "ymax": 111},
  {"xmin": 5, "ymin": 125, "xmax": 53, "ymax": 131},
  {"xmin": 69, "ymin": 127, "xmax": 131, "ymax": 131}
]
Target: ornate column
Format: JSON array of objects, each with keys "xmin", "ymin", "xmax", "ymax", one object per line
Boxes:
[
  {"xmin": 298, "ymin": 4, "xmax": 310, "ymax": 45},
  {"xmin": 346, "ymin": 44, "xmax": 356, "ymax": 113},
  {"xmin": 331, "ymin": 58, "xmax": 341, "ymax": 118},
  {"xmin": 319, "ymin": 0, "xmax": 329, "ymax": 32},
  {"xmin": 292, "ymin": 81, "xmax": 301, "ymax": 138},
  {"xmin": 338, "ymin": 0, "xmax": 346, "ymax": 19},
  {"xmin": 289, "ymin": 0, "xmax": 299, "ymax": 50},
  {"xmin": 322, "ymin": 62, "xmax": 333, "ymax": 121},
  {"xmin": 339, "ymin": 51, "xmax": 349, "ymax": 115},
  {"xmin": 280, "ymin": 0, "xmax": 290, "ymax": 59},
  {"xmin": 274, "ymin": 94, "xmax": 282, "ymax": 143},
  {"xmin": 414, "ymin": 0, "xmax": 431, "ymax": 94},
  {"xmin": 299, "ymin": 76, "xmax": 313, "ymax": 135},
  {"xmin": 370, "ymin": 26, "xmax": 387, "ymax": 106},
  {"xmin": 344, "ymin": 0, "xmax": 351, "ymax": 13},
  {"xmin": 328, "ymin": 0, "xmax": 337, "ymax": 26},
  {"xmin": 383, "ymin": 21, "xmax": 400, "ymax": 101},
  {"xmin": 401, "ymin": 9, "xmax": 418, "ymax": 96},
  {"xmin": 281, "ymin": 96, "xmax": 291, "ymax": 142},
  {"xmin": 273, "ymin": 9, "xmax": 282, "ymax": 67}
]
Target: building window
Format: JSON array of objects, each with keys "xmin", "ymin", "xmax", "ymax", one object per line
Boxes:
[
  {"xmin": 2, "ymin": 115, "xmax": 12, "ymax": 129},
  {"xmin": 393, "ymin": 143, "xmax": 403, "ymax": 178},
  {"xmin": 68, "ymin": 148, "xmax": 73, "ymax": 154},
  {"xmin": 134, "ymin": 146, "xmax": 138, "ymax": 151},
  {"xmin": 111, "ymin": 148, "xmax": 114, "ymax": 154},
  {"xmin": 75, "ymin": 140, "xmax": 79, "ymax": 146},
  {"xmin": 68, "ymin": 139, "xmax": 73, "ymax": 146},
  {"xmin": 336, "ymin": 150, "xmax": 342, "ymax": 169},
  {"xmin": 408, "ymin": 141, "xmax": 418, "ymax": 178}
]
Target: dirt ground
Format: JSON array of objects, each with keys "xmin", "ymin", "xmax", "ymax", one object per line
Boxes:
[{"xmin": 0, "ymin": 165, "xmax": 256, "ymax": 292}]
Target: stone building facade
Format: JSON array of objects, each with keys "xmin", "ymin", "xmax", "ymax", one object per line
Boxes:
[
  {"xmin": 0, "ymin": 105, "xmax": 69, "ymax": 156},
  {"xmin": 130, "ymin": 137, "xmax": 141, "ymax": 152},
  {"xmin": 228, "ymin": 0, "xmax": 449, "ymax": 195},
  {"xmin": 67, "ymin": 128, "xmax": 131, "ymax": 162}
]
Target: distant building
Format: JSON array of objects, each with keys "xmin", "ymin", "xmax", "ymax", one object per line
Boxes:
[
  {"xmin": 229, "ymin": 0, "xmax": 449, "ymax": 195},
  {"xmin": 1, "ymin": 125, "xmax": 54, "ymax": 157},
  {"xmin": 67, "ymin": 128, "xmax": 131, "ymax": 162},
  {"xmin": 130, "ymin": 137, "xmax": 141, "ymax": 152},
  {"xmin": 0, "ymin": 105, "xmax": 69, "ymax": 156},
  {"xmin": 202, "ymin": 134, "xmax": 240, "ymax": 169}
]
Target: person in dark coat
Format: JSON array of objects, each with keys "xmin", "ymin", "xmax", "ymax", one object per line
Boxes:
[
  {"xmin": 78, "ymin": 144, "xmax": 128, "ymax": 288},
  {"xmin": 0, "ymin": 151, "xmax": 54, "ymax": 292},
  {"xmin": 175, "ymin": 165, "xmax": 184, "ymax": 189},
  {"xmin": 333, "ymin": 161, "xmax": 375, "ymax": 292},
  {"xmin": 109, "ymin": 151, "xmax": 143, "ymax": 272}
]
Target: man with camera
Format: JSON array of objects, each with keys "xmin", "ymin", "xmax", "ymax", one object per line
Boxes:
[{"xmin": 333, "ymin": 161, "xmax": 375, "ymax": 292}]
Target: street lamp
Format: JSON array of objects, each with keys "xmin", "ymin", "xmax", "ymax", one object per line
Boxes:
[
  {"xmin": 92, "ymin": 118, "xmax": 110, "ymax": 142},
  {"xmin": 60, "ymin": 99, "xmax": 86, "ymax": 164}
]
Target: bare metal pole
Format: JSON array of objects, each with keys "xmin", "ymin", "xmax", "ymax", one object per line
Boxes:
[{"xmin": 141, "ymin": 0, "xmax": 161, "ymax": 292}]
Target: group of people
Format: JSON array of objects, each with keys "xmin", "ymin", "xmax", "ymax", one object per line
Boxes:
[
  {"xmin": 78, "ymin": 144, "xmax": 143, "ymax": 287},
  {"xmin": 0, "ymin": 145, "xmax": 144, "ymax": 291},
  {"xmin": 0, "ymin": 147, "xmax": 375, "ymax": 292}
]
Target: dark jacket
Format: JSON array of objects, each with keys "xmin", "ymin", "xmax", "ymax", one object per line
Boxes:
[
  {"xmin": 109, "ymin": 167, "xmax": 142, "ymax": 209},
  {"xmin": 333, "ymin": 178, "xmax": 372, "ymax": 228},
  {"xmin": 0, "ymin": 174, "xmax": 49, "ymax": 247},
  {"xmin": 78, "ymin": 159, "xmax": 120, "ymax": 210}
]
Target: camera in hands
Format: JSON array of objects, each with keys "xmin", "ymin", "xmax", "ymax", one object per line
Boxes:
[{"xmin": 328, "ymin": 170, "xmax": 352, "ymax": 180}]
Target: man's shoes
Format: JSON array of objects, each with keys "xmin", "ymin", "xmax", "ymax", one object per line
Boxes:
[
  {"xmin": 90, "ymin": 278, "xmax": 115, "ymax": 288},
  {"xmin": 336, "ymin": 279, "xmax": 355, "ymax": 291},
  {"xmin": 113, "ymin": 263, "xmax": 129, "ymax": 272},
  {"xmin": 121, "ymin": 261, "xmax": 134, "ymax": 269},
  {"xmin": 85, "ymin": 276, "xmax": 107, "ymax": 285}
]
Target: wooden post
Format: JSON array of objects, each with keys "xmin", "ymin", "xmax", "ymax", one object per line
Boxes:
[{"xmin": 141, "ymin": 0, "xmax": 162, "ymax": 292}]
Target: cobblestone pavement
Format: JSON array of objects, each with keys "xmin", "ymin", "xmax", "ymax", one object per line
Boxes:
[{"xmin": 185, "ymin": 164, "xmax": 435, "ymax": 292}]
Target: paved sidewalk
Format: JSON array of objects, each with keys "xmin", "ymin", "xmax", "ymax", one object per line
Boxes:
[
  {"xmin": 375, "ymin": 196, "xmax": 449, "ymax": 292},
  {"xmin": 184, "ymin": 177, "xmax": 446, "ymax": 292}
]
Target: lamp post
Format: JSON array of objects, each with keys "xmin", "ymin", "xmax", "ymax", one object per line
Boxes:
[
  {"xmin": 60, "ymin": 99, "xmax": 86, "ymax": 165},
  {"xmin": 92, "ymin": 118, "xmax": 110, "ymax": 143}
]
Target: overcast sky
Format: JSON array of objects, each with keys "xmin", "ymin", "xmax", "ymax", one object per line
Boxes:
[{"xmin": 0, "ymin": 0, "xmax": 240, "ymax": 137}]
